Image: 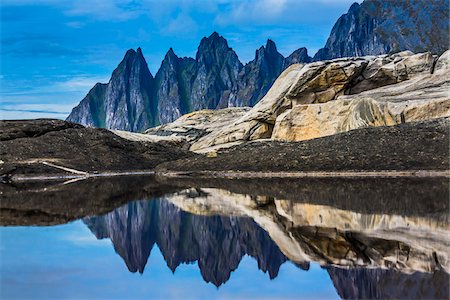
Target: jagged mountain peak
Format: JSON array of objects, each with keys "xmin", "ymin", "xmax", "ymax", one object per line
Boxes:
[
  {"xmin": 166, "ymin": 47, "xmax": 176, "ymax": 56},
  {"xmin": 313, "ymin": 0, "xmax": 449, "ymax": 60},
  {"xmin": 113, "ymin": 47, "xmax": 152, "ymax": 77},
  {"xmin": 196, "ymin": 31, "xmax": 233, "ymax": 60},
  {"xmin": 283, "ymin": 47, "xmax": 312, "ymax": 68},
  {"xmin": 254, "ymin": 39, "xmax": 283, "ymax": 63},
  {"xmin": 348, "ymin": 2, "xmax": 360, "ymax": 13},
  {"xmin": 83, "ymin": 199, "xmax": 288, "ymax": 287},
  {"xmin": 161, "ymin": 47, "xmax": 179, "ymax": 64},
  {"xmin": 265, "ymin": 39, "xmax": 278, "ymax": 52},
  {"xmin": 124, "ymin": 48, "xmax": 136, "ymax": 57}
]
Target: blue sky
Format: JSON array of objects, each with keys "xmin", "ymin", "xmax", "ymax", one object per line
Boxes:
[
  {"xmin": 0, "ymin": 0, "xmax": 358, "ymax": 120},
  {"xmin": 0, "ymin": 221, "xmax": 339, "ymax": 299}
]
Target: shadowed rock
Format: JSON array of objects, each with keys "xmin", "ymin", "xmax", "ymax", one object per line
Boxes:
[{"xmin": 0, "ymin": 119, "xmax": 196, "ymax": 180}]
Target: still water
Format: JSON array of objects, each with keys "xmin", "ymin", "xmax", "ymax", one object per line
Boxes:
[{"xmin": 1, "ymin": 176, "xmax": 449, "ymax": 299}]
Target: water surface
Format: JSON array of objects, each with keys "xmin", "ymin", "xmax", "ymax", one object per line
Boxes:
[{"xmin": 1, "ymin": 176, "xmax": 449, "ymax": 299}]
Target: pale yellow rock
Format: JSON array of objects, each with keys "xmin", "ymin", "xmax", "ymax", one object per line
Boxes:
[
  {"xmin": 143, "ymin": 51, "xmax": 449, "ymax": 152},
  {"xmin": 434, "ymin": 49, "xmax": 450, "ymax": 73},
  {"xmin": 272, "ymin": 97, "xmax": 450, "ymax": 142}
]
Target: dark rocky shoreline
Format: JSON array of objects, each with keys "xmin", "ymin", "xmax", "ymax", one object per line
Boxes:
[
  {"xmin": 1, "ymin": 118, "xmax": 449, "ymax": 182},
  {"xmin": 0, "ymin": 119, "xmax": 195, "ymax": 182}
]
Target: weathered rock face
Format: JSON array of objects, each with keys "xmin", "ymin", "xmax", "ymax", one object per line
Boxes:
[
  {"xmin": 191, "ymin": 32, "xmax": 243, "ymax": 111},
  {"xmin": 154, "ymin": 49, "xmax": 196, "ymax": 124},
  {"xmin": 67, "ymin": 48, "xmax": 156, "ymax": 132},
  {"xmin": 67, "ymin": 33, "xmax": 311, "ymax": 132},
  {"xmin": 142, "ymin": 107, "xmax": 250, "ymax": 149},
  {"xmin": 272, "ymin": 97, "xmax": 449, "ymax": 142},
  {"xmin": 148, "ymin": 51, "xmax": 448, "ymax": 152},
  {"xmin": 313, "ymin": 0, "xmax": 449, "ymax": 61},
  {"xmin": 233, "ymin": 40, "xmax": 287, "ymax": 107}
]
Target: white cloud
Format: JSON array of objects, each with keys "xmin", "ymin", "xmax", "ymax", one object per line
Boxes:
[
  {"xmin": 0, "ymin": 103, "xmax": 76, "ymax": 120},
  {"xmin": 215, "ymin": 0, "xmax": 287, "ymax": 26},
  {"xmin": 1, "ymin": 103, "xmax": 75, "ymax": 112},
  {"xmin": 65, "ymin": 21, "xmax": 85, "ymax": 28},
  {"xmin": 64, "ymin": 0, "xmax": 141, "ymax": 21},
  {"xmin": 165, "ymin": 13, "xmax": 199, "ymax": 35},
  {"xmin": 0, "ymin": 109, "xmax": 68, "ymax": 120},
  {"xmin": 55, "ymin": 75, "xmax": 109, "ymax": 91},
  {"xmin": 214, "ymin": 0, "xmax": 357, "ymax": 26}
]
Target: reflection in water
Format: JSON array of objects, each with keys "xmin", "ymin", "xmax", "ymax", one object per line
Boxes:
[
  {"xmin": 84, "ymin": 199, "xmax": 292, "ymax": 286},
  {"xmin": 2, "ymin": 176, "xmax": 449, "ymax": 298},
  {"xmin": 83, "ymin": 183, "xmax": 450, "ymax": 298},
  {"xmin": 327, "ymin": 267, "xmax": 449, "ymax": 300}
]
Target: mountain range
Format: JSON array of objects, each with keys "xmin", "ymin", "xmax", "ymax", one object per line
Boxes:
[
  {"xmin": 67, "ymin": 35, "xmax": 310, "ymax": 131},
  {"xmin": 67, "ymin": 0, "xmax": 449, "ymax": 132}
]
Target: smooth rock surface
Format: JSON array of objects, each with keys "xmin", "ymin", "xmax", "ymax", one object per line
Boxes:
[
  {"xmin": 272, "ymin": 97, "xmax": 449, "ymax": 142},
  {"xmin": 145, "ymin": 51, "xmax": 449, "ymax": 152}
]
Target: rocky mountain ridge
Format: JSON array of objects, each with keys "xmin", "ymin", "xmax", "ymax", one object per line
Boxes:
[
  {"xmin": 67, "ymin": 34, "xmax": 311, "ymax": 131},
  {"xmin": 314, "ymin": 0, "xmax": 449, "ymax": 61},
  {"xmin": 67, "ymin": 0, "xmax": 449, "ymax": 132}
]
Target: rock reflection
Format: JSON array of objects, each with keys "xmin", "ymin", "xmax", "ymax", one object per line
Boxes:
[
  {"xmin": 84, "ymin": 199, "xmax": 290, "ymax": 286},
  {"xmin": 3, "ymin": 175, "xmax": 448, "ymax": 297},
  {"xmin": 84, "ymin": 182, "xmax": 449, "ymax": 297}
]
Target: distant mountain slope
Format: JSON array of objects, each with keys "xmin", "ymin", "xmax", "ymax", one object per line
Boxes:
[
  {"xmin": 67, "ymin": 33, "xmax": 311, "ymax": 131},
  {"xmin": 313, "ymin": 0, "xmax": 449, "ymax": 60},
  {"xmin": 67, "ymin": 48, "xmax": 156, "ymax": 132}
]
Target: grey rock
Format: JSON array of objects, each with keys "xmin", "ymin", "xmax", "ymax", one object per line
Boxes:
[
  {"xmin": 67, "ymin": 34, "xmax": 311, "ymax": 132},
  {"xmin": 313, "ymin": 0, "xmax": 449, "ymax": 61},
  {"xmin": 282, "ymin": 47, "xmax": 311, "ymax": 69},
  {"xmin": 0, "ymin": 119, "xmax": 195, "ymax": 180},
  {"xmin": 67, "ymin": 48, "xmax": 156, "ymax": 132}
]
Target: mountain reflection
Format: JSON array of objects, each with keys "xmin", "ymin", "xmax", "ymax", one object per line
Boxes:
[
  {"xmin": 83, "ymin": 184, "xmax": 450, "ymax": 297},
  {"xmin": 84, "ymin": 198, "xmax": 291, "ymax": 286}
]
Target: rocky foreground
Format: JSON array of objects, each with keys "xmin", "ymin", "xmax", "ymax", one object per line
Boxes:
[
  {"xmin": 0, "ymin": 119, "xmax": 195, "ymax": 181},
  {"xmin": 156, "ymin": 117, "xmax": 449, "ymax": 174},
  {"xmin": 1, "ymin": 51, "xmax": 449, "ymax": 180},
  {"xmin": 1, "ymin": 116, "xmax": 448, "ymax": 181}
]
